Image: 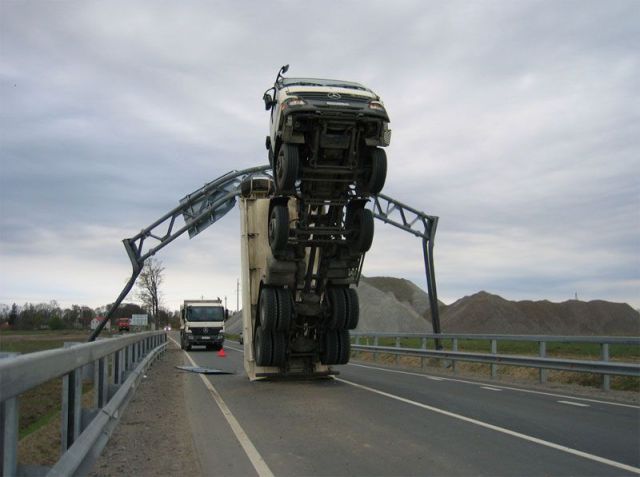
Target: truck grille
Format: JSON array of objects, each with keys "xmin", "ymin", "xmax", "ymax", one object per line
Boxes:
[
  {"xmin": 297, "ymin": 92, "xmax": 370, "ymax": 104},
  {"xmin": 191, "ymin": 327, "xmax": 222, "ymax": 336}
]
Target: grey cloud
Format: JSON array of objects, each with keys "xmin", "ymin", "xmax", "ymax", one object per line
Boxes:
[{"xmin": 1, "ymin": 0, "xmax": 638, "ymax": 309}]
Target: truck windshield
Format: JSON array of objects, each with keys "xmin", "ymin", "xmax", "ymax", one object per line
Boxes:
[{"xmin": 186, "ymin": 306, "xmax": 224, "ymax": 322}]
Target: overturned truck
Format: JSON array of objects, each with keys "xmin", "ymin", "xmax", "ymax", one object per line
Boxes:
[{"xmin": 240, "ymin": 66, "xmax": 390, "ymax": 379}]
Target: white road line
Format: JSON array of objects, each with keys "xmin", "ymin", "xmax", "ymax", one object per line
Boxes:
[
  {"xmin": 168, "ymin": 336, "xmax": 274, "ymax": 477},
  {"xmin": 225, "ymin": 345, "xmax": 244, "ymax": 352},
  {"xmin": 481, "ymin": 386, "xmax": 502, "ymax": 392},
  {"xmin": 347, "ymin": 362, "xmax": 640, "ymax": 409},
  {"xmin": 426, "ymin": 376, "xmax": 444, "ymax": 381},
  {"xmin": 558, "ymin": 400, "xmax": 590, "ymax": 408},
  {"xmin": 335, "ymin": 377, "xmax": 640, "ymax": 474}
]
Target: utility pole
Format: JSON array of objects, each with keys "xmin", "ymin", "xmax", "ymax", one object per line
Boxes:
[{"xmin": 236, "ymin": 278, "xmax": 240, "ymax": 311}]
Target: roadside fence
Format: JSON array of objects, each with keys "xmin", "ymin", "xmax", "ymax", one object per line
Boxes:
[{"xmin": 0, "ymin": 331, "xmax": 167, "ymax": 477}]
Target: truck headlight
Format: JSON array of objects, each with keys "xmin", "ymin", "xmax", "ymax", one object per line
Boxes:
[
  {"xmin": 368, "ymin": 101, "xmax": 385, "ymax": 111},
  {"xmin": 282, "ymin": 97, "xmax": 307, "ymax": 110}
]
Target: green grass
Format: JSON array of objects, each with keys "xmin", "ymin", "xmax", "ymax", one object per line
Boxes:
[{"xmin": 0, "ymin": 333, "xmax": 95, "ymax": 439}]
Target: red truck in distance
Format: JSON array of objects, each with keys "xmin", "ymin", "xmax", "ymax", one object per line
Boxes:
[{"xmin": 116, "ymin": 318, "xmax": 130, "ymax": 332}]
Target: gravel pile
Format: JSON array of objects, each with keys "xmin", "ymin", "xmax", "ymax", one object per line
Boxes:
[
  {"xmin": 225, "ymin": 278, "xmax": 639, "ymax": 335},
  {"xmin": 442, "ymin": 291, "xmax": 640, "ymax": 335}
]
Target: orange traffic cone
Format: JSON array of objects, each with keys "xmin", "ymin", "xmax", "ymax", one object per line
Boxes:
[{"xmin": 217, "ymin": 348, "xmax": 226, "ymax": 357}]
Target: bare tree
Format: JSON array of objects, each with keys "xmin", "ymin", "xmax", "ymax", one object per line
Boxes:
[{"xmin": 135, "ymin": 257, "xmax": 165, "ymax": 325}]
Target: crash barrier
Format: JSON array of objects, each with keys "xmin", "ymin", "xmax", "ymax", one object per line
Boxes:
[
  {"xmin": 0, "ymin": 331, "xmax": 167, "ymax": 477},
  {"xmin": 350, "ymin": 333, "xmax": 640, "ymax": 391}
]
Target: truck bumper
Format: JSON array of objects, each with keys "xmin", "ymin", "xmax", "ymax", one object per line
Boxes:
[{"xmin": 186, "ymin": 335, "xmax": 224, "ymax": 346}]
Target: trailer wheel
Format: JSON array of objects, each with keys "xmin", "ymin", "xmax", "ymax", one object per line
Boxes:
[
  {"xmin": 343, "ymin": 288, "xmax": 360, "ymax": 330},
  {"xmin": 271, "ymin": 332, "xmax": 287, "ymax": 367},
  {"xmin": 321, "ymin": 330, "xmax": 341, "ymax": 365},
  {"xmin": 275, "ymin": 288, "xmax": 293, "ymax": 331},
  {"xmin": 349, "ymin": 208, "xmax": 374, "ymax": 253},
  {"xmin": 259, "ymin": 287, "xmax": 278, "ymax": 331},
  {"xmin": 274, "ymin": 143, "xmax": 299, "ymax": 194},
  {"xmin": 268, "ymin": 205, "xmax": 289, "ymax": 256},
  {"xmin": 326, "ymin": 287, "xmax": 347, "ymax": 330},
  {"xmin": 358, "ymin": 148, "xmax": 387, "ymax": 195},
  {"xmin": 255, "ymin": 326, "xmax": 273, "ymax": 367},
  {"xmin": 337, "ymin": 330, "xmax": 351, "ymax": 364}
]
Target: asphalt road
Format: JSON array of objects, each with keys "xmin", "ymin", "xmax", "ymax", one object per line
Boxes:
[{"xmin": 168, "ymin": 333, "xmax": 640, "ymax": 476}]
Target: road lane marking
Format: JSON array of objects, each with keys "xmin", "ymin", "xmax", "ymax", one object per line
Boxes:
[
  {"xmin": 481, "ymin": 386, "xmax": 502, "ymax": 392},
  {"xmin": 426, "ymin": 376, "xmax": 444, "ymax": 381},
  {"xmin": 225, "ymin": 345, "xmax": 244, "ymax": 352},
  {"xmin": 335, "ymin": 377, "xmax": 640, "ymax": 474},
  {"xmin": 347, "ymin": 362, "xmax": 639, "ymax": 409},
  {"xmin": 168, "ymin": 336, "xmax": 274, "ymax": 477},
  {"xmin": 558, "ymin": 400, "xmax": 590, "ymax": 408}
]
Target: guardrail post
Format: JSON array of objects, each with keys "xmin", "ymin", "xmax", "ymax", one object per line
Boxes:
[
  {"xmin": 601, "ymin": 343, "xmax": 610, "ymax": 391},
  {"xmin": 539, "ymin": 341, "xmax": 547, "ymax": 384},
  {"xmin": 452, "ymin": 338, "xmax": 458, "ymax": 374},
  {"xmin": 374, "ymin": 336, "xmax": 379, "ymax": 362},
  {"xmin": 421, "ymin": 337, "xmax": 427, "ymax": 369},
  {"xmin": 61, "ymin": 369, "xmax": 82, "ymax": 452},
  {"xmin": 395, "ymin": 337, "xmax": 400, "ymax": 365},
  {"xmin": 93, "ymin": 358, "xmax": 107, "ymax": 409},
  {"xmin": 1, "ymin": 397, "xmax": 19, "ymax": 477},
  {"xmin": 490, "ymin": 339, "xmax": 497, "ymax": 379},
  {"xmin": 113, "ymin": 351, "xmax": 119, "ymax": 385}
]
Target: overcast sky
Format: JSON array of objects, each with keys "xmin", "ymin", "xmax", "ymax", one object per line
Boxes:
[{"xmin": 1, "ymin": 0, "xmax": 638, "ymax": 311}]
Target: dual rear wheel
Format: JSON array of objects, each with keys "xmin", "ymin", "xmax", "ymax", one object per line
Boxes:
[{"xmin": 255, "ymin": 287, "xmax": 293, "ymax": 367}]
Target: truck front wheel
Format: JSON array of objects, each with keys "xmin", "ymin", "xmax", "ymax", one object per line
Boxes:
[
  {"xmin": 358, "ymin": 148, "xmax": 387, "ymax": 195},
  {"xmin": 274, "ymin": 143, "xmax": 299, "ymax": 194}
]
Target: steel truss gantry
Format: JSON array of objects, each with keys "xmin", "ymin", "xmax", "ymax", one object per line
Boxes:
[{"xmin": 89, "ymin": 165, "xmax": 441, "ymax": 341}]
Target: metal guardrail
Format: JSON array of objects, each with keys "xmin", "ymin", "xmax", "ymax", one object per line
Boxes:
[
  {"xmin": 0, "ymin": 331, "xmax": 167, "ymax": 477},
  {"xmin": 350, "ymin": 333, "xmax": 640, "ymax": 391}
]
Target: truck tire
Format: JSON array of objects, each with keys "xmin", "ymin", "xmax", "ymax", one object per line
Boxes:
[
  {"xmin": 180, "ymin": 335, "xmax": 185, "ymax": 350},
  {"xmin": 358, "ymin": 148, "xmax": 387, "ymax": 195},
  {"xmin": 268, "ymin": 205, "xmax": 289, "ymax": 256},
  {"xmin": 337, "ymin": 330, "xmax": 351, "ymax": 364},
  {"xmin": 255, "ymin": 326, "xmax": 273, "ymax": 367},
  {"xmin": 349, "ymin": 208, "xmax": 374, "ymax": 253},
  {"xmin": 271, "ymin": 332, "xmax": 287, "ymax": 366},
  {"xmin": 259, "ymin": 287, "xmax": 278, "ymax": 331},
  {"xmin": 321, "ymin": 330, "xmax": 341, "ymax": 365},
  {"xmin": 274, "ymin": 143, "xmax": 299, "ymax": 194},
  {"xmin": 344, "ymin": 288, "xmax": 360, "ymax": 330},
  {"xmin": 326, "ymin": 287, "xmax": 347, "ymax": 330},
  {"xmin": 275, "ymin": 288, "xmax": 293, "ymax": 331}
]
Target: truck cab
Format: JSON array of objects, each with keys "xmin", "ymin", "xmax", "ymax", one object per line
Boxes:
[
  {"xmin": 262, "ymin": 65, "xmax": 390, "ymax": 198},
  {"xmin": 180, "ymin": 299, "xmax": 227, "ymax": 351}
]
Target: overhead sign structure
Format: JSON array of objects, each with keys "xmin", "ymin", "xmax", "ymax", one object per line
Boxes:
[{"xmin": 131, "ymin": 314, "xmax": 148, "ymax": 326}]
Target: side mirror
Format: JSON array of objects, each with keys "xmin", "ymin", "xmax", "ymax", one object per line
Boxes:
[
  {"xmin": 281, "ymin": 64, "xmax": 289, "ymax": 74},
  {"xmin": 263, "ymin": 92, "xmax": 274, "ymax": 110},
  {"xmin": 225, "ymin": 309, "xmax": 229, "ymax": 321}
]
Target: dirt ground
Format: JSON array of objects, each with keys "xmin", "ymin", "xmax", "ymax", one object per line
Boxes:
[{"xmin": 89, "ymin": 343, "xmax": 200, "ymax": 477}]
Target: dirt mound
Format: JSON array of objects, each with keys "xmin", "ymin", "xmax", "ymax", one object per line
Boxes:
[
  {"xmin": 225, "ymin": 311, "xmax": 243, "ymax": 335},
  {"xmin": 360, "ymin": 276, "xmax": 444, "ymax": 320},
  {"xmin": 355, "ymin": 279, "xmax": 432, "ymax": 333},
  {"xmin": 441, "ymin": 291, "xmax": 640, "ymax": 335}
]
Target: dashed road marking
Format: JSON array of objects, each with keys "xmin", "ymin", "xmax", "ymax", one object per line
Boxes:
[
  {"xmin": 481, "ymin": 386, "xmax": 502, "ymax": 392},
  {"xmin": 168, "ymin": 336, "xmax": 273, "ymax": 477},
  {"xmin": 558, "ymin": 400, "xmax": 590, "ymax": 408},
  {"xmin": 336, "ymin": 377, "xmax": 640, "ymax": 474},
  {"xmin": 347, "ymin": 362, "xmax": 639, "ymax": 409}
]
